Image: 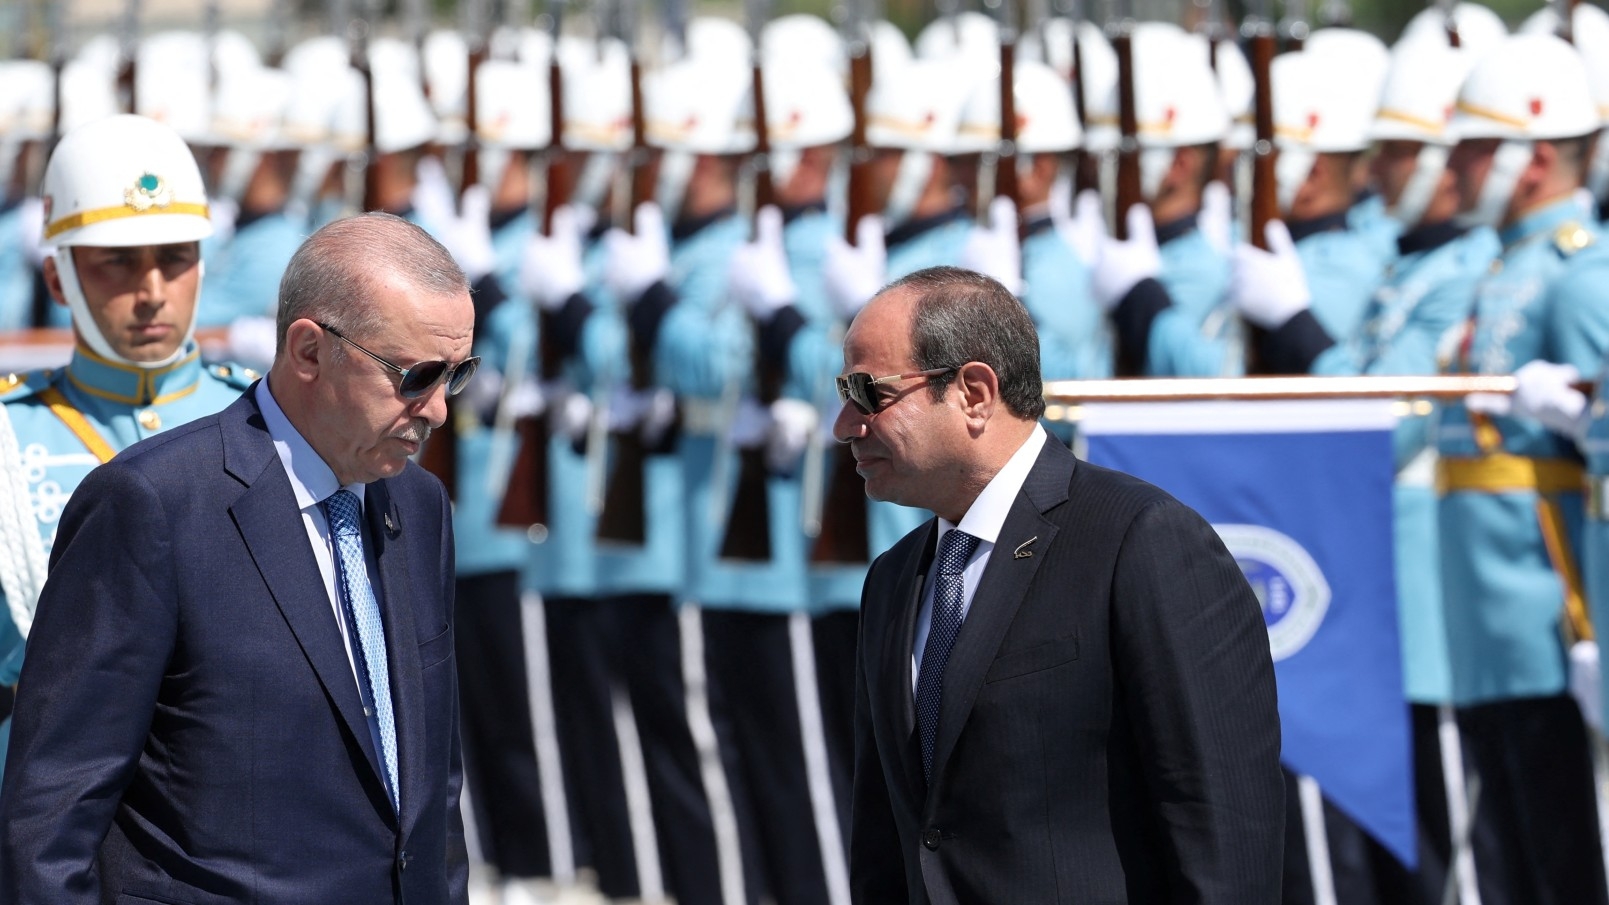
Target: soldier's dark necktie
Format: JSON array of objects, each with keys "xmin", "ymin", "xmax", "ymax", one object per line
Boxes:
[
  {"xmin": 325, "ymin": 489, "xmax": 400, "ymax": 811},
  {"xmin": 915, "ymin": 528, "xmax": 980, "ymax": 784}
]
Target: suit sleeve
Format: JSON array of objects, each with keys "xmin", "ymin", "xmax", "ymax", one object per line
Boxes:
[
  {"xmin": 0, "ymin": 463, "xmax": 180, "ymax": 905},
  {"xmin": 439, "ymin": 481, "xmax": 470, "ymax": 905},
  {"xmin": 848, "ymin": 554, "xmax": 910, "ymax": 905},
  {"xmin": 1110, "ymin": 500, "xmax": 1284, "ymax": 904}
]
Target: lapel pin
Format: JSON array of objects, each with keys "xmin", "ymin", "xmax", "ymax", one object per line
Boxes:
[
  {"xmin": 385, "ymin": 511, "xmax": 398, "ymax": 537},
  {"xmin": 1013, "ymin": 536, "xmax": 1038, "ymax": 559}
]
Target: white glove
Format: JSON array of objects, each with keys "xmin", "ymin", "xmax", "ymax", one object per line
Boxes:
[
  {"xmin": 607, "ymin": 385, "xmax": 677, "ymax": 446},
  {"xmin": 209, "ymin": 196, "xmax": 239, "ymax": 247},
  {"xmin": 1230, "ymin": 220, "xmax": 1312, "ymax": 329},
  {"xmin": 1052, "ymin": 188, "xmax": 1105, "ymax": 268},
  {"xmin": 1571, "ymin": 640, "xmax": 1602, "ymax": 734},
  {"xmin": 1200, "ymin": 180, "xmax": 1233, "ymax": 256},
  {"xmin": 728, "ymin": 206, "xmax": 798, "ymax": 320},
  {"xmin": 824, "ymin": 214, "xmax": 886, "ymax": 321},
  {"xmin": 1091, "ymin": 204, "xmax": 1162, "ymax": 312},
  {"xmin": 603, "ymin": 203, "xmax": 671, "ymax": 304},
  {"xmin": 728, "ymin": 396, "xmax": 772, "ymax": 448},
  {"xmin": 411, "ymin": 157, "xmax": 497, "ymax": 282},
  {"xmin": 960, "ymin": 196, "xmax": 1022, "ymax": 296},
  {"xmin": 766, "ymin": 398, "xmax": 818, "ymax": 473},
  {"xmin": 17, "ymin": 196, "xmax": 45, "ymax": 268},
  {"xmin": 520, "ymin": 204, "xmax": 588, "ymax": 311},
  {"xmin": 502, "ymin": 378, "xmax": 547, "ymax": 419},
  {"xmin": 1510, "ymin": 359, "xmax": 1590, "ymax": 441},
  {"xmin": 461, "ymin": 367, "xmax": 505, "ymax": 419},
  {"xmin": 225, "ymin": 315, "xmax": 279, "ymax": 372},
  {"xmin": 551, "ymin": 390, "xmax": 593, "ymax": 442}
]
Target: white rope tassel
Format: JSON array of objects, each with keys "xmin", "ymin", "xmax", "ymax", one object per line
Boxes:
[
  {"xmin": 519, "ymin": 592, "xmax": 575, "ymax": 884},
  {"xmin": 788, "ymin": 612, "xmax": 851, "ymax": 905},
  {"xmin": 0, "ymin": 404, "xmax": 46, "ymax": 637},
  {"xmin": 611, "ymin": 680, "xmax": 665, "ymax": 902},
  {"xmin": 678, "ymin": 603, "xmax": 747, "ymax": 905},
  {"xmin": 1438, "ymin": 704, "xmax": 1482, "ymax": 905}
]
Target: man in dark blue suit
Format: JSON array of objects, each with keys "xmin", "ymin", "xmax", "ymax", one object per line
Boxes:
[{"xmin": 0, "ymin": 212, "xmax": 477, "ymax": 904}]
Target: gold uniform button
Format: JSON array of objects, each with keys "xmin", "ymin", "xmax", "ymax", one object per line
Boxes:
[{"xmin": 138, "ymin": 409, "xmax": 161, "ymax": 431}]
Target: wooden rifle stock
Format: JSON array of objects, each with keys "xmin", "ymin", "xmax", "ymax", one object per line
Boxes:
[
  {"xmin": 1244, "ymin": 20, "xmax": 1279, "ymax": 373},
  {"xmin": 811, "ymin": 31, "xmax": 873, "ymax": 566},
  {"xmin": 719, "ymin": 50, "xmax": 781, "ymax": 562},
  {"xmin": 1069, "ymin": 17, "xmax": 1100, "ymax": 196},
  {"xmin": 996, "ymin": 39, "xmax": 1021, "ymax": 222},
  {"xmin": 595, "ymin": 55, "xmax": 656, "ymax": 546},
  {"xmin": 496, "ymin": 53, "xmax": 576, "ymax": 531},
  {"xmin": 1109, "ymin": 19, "xmax": 1144, "ymax": 376}
]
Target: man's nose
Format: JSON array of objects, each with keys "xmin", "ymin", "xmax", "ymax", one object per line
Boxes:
[
  {"xmin": 833, "ymin": 401, "xmax": 867, "ymax": 444},
  {"xmin": 416, "ymin": 381, "xmax": 451, "ymax": 429}
]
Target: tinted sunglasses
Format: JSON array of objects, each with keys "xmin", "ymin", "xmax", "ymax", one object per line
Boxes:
[
  {"xmin": 319, "ymin": 322, "xmax": 481, "ymax": 399},
  {"xmin": 836, "ymin": 367, "xmax": 956, "ymax": 415}
]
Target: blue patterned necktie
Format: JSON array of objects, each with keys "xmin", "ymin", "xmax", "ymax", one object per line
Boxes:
[
  {"xmin": 915, "ymin": 528, "xmax": 980, "ymax": 784},
  {"xmin": 324, "ymin": 489, "xmax": 400, "ymax": 811}
]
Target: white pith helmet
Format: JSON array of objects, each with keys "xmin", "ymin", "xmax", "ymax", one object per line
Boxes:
[
  {"xmin": 56, "ymin": 60, "xmax": 119, "ymax": 134},
  {"xmin": 1518, "ymin": 1, "xmax": 1609, "ymax": 48},
  {"xmin": 914, "ymin": 11, "xmax": 1000, "ymax": 68},
  {"xmin": 865, "ymin": 58, "xmax": 971, "ymax": 154},
  {"xmin": 1070, "ymin": 21, "xmax": 1120, "ymax": 153},
  {"xmin": 1449, "ymin": 33, "xmax": 1598, "ymax": 141},
  {"xmin": 1131, "ymin": 27, "xmax": 1229, "ymax": 149},
  {"xmin": 512, "ymin": 27, "xmax": 554, "ymax": 67},
  {"xmin": 871, "ymin": 20, "xmax": 914, "ymax": 82},
  {"xmin": 747, "ymin": 57, "xmax": 853, "ymax": 150},
  {"xmin": 424, "ymin": 29, "xmax": 470, "ymax": 145},
  {"xmin": 475, "ymin": 59, "xmax": 551, "ymax": 150},
  {"xmin": 1371, "ymin": 41, "xmax": 1471, "ymax": 145},
  {"xmin": 681, "ymin": 16, "xmax": 752, "ymax": 64},
  {"xmin": 1272, "ymin": 51, "xmax": 1372, "ymax": 154},
  {"xmin": 560, "ymin": 36, "xmax": 633, "ymax": 153},
  {"xmin": 0, "ymin": 60, "xmax": 55, "ymax": 141},
  {"xmin": 954, "ymin": 60, "xmax": 1081, "ymax": 155},
  {"xmin": 645, "ymin": 56, "xmax": 755, "ymax": 155},
  {"xmin": 1214, "ymin": 37, "xmax": 1256, "ymax": 151},
  {"xmin": 1397, "ymin": 2, "xmax": 1507, "ymax": 57},
  {"xmin": 136, "ymin": 57, "xmax": 214, "ymax": 144},
  {"xmin": 329, "ymin": 38, "xmax": 439, "ymax": 155},
  {"xmin": 43, "ymin": 113, "xmax": 212, "ymax": 248},
  {"xmin": 42, "ymin": 114, "xmax": 212, "ymax": 367},
  {"xmin": 211, "ymin": 65, "xmax": 295, "ymax": 150},
  {"xmin": 762, "ymin": 14, "xmax": 845, "ymax": 72},
  {"xmin": 1303, "ymin": 27, "xmax": 1390, "ymax": 104}
]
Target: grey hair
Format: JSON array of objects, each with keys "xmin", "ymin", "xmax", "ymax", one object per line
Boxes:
[
  {"xmin": 880, "ymin": 265, "xmax": 1046, "ymax": 421},
  {"xmin": 275, "ymin": 211, "xmax": 469, "ymax": 354}
]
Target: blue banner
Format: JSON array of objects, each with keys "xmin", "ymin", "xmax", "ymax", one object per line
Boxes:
[{"xmin": 1081, "ymin": 400, "xmax": 1416, "ymax": 868}]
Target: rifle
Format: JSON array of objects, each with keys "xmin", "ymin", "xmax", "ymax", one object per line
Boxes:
[
  {"xmin": 115, "ymin": 0, "xmax": 140, "ymax": 114},
  {"xmin": 495, "ymin": 0, "xmax": 571, "ymax": 532},
  {"xmin": 595, "ymin": 0, "xmax": 657, "ymax": 545},
  {"xmin": 810, "ymin": 3, "xmax": 874, "ymax": 566},
  {"xmin": 1554, "ymin": 0, "xmax": 1579, "ymax": 44},
  {"xmin": 265, "ymin": 0, "xmax": 289, "ymax": 66},
  {"xmin": 1438, "ymin": 0, "xmax": 1460, "ymax": 47},
  {"xmin": 719, "ymin": 0, "xmax": 782, "ymax": 562},
  {"xmin": 1243, "ymin": 0, "xmax": 1278, "ymax": 372},
  {"xmin": 346, "ymin": 0, "xmax": 383, "ymax": 214},
  {"xmin": 1064, "ymin": 0, "xmax": 1100, "ymax": 196},
  {"xmin": 992, "ymin": 0, "xmax": 1022, "ymax": 223},
  {"xmin": 1108, "ymin": 0, "xmax": 1143, "ymax": 376},
  {"xmin": 1280, "ymin": 0, "xmax": 1308, "ymax": 50}
]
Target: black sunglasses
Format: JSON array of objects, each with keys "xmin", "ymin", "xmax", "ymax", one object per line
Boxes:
[
  {"xmin": 836, "ymin": 367, "xmax": 956, "ymax": 415},
  {"xmin": 319, "ymin": 322, "xmax": 481, "ymax": 399}
]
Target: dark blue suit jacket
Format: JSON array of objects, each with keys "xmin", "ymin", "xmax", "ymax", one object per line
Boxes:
[{"xmin": 0, "ymin": 388, "xmax": 468, "ymax": 904}]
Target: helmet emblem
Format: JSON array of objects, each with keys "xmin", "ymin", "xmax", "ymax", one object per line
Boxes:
[
  {"xmin": 124, "ymin": 173, "xmax": 174, "ymax": 212},
  {"xmin": 1530, "ymin": 98, "xmax": 1544, "ymax": 117}
]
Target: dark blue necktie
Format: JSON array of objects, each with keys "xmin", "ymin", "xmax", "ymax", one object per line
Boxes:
[
  {"xmin": 915, "ymin": 528, "xmax": 980, "ymax": 783},
  {"xmin": 325, "ymin": 489, "xmax": 400, "ymax": 811}
]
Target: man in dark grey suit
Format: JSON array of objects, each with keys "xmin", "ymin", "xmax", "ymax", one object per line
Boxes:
[
  {"xmin": 841, "ymin": 266, "xmax": 1285, "ymax": 904},
  {"xmin": 1, "ymin": 213, "xmax": 475, "ymax": 904}
]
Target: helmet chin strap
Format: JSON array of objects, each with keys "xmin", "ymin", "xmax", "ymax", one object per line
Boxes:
[
  {"xmin": 1390, "ymin": 144, "xmax": 1450, "ymax": 229},
  {"xmin": 654, "ymin": 150, "xmax": 696, "ymax": 225},
  {"xmin": 571, "ymin": 152, "xmax": 616, "ymax": 212},
  {"xmin": 1457, "ymin": 140, "xmax": 1532, "ymax": 230},
  {"xmin": 55, "ymin": 247, "xmax": 202, "ymax": 370},
  {"xmin": 883, "ymin": 150, "xmax": 934, "ymax": 229},
  {"xmin": 1275, "ymin": 146, "xmax": 1317, "ymax": 217}
]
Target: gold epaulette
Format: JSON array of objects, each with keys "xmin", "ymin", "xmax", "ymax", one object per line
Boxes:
[{"xmin": 1555, "ymin": 221, "xmax": 1595, "ymax": 257}]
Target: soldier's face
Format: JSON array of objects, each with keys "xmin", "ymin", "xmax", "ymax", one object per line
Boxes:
[
  {"xmin": 51, "ymin": 242, "xmax": 201, "ymax": 363},
  {"xmin": 1448, "ymin": 138, "xmax": 1501, "ymax": 214},
  {"xmin": 1371, "ymin": 140, "xmax": 1424, "ymax": 209},
  {"xmin": 315, "ymin": 276, "xmax": 475, "ymax": 486}
]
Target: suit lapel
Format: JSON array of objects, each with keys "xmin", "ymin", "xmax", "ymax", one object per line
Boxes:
[
  {"xmin": 928, "ymin": 440, "xmax": 1075, "ymax": 788},
  {"xmin": 367, "ymin": 479, "xmax": 428, "ymax": 839},
  {"xmin": 223, "ymin": 397, "xmax": 388, "ymax": 800},
  {"xmin": 882, "ymin": 519, "xmax": 936, "ymax": 800}
]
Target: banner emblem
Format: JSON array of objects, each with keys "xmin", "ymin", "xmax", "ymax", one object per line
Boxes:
[{"xmin": 1215, "ymin": 523, "xmax": 1332, "ymax": 662}]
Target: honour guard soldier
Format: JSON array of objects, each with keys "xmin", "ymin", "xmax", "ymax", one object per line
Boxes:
[
  {"xmin": 0, "ymin": 114, "xmax": 253, "ymax": 770},
  {"xmin": 1437, "ymin": 32, "xmax": 1609, "ymax": 905}
]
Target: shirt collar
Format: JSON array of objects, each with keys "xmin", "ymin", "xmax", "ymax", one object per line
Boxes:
[
  {"xmin": 935, "ymin": 423, "xmax": 1047, "ymax": 549},
  {"xmin": 255, "ymin": 378, "xmax": 366, "ymax": 512},
  {"xmin": 1499, "ymin": 197, "xmax": 1584, "ymax": 249}
]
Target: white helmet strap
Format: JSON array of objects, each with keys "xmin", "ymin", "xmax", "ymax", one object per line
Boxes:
[
  {"xmin": 770, "ymin": 147, "xmax": 803, "ymax": 188},
  {"xmin": 572, "ymin": 152, "xmax": 617, "ymax": 212},
  {"xmin": 219, "ymin": 148, "xmax": 263, "ymax": 205},
  {"xmin": 1275, "ymin": 146, "xmax": 1317, "ymax": 217},
  {"xmin": 1586, "ymin": 130, "xmax": 1609, "ymax": 210},
  {"xmin": 655, "ymin": 149, "xmax": 696, "ymax": 224},
  {"xmin": 884, "ymin": 150, "xmax": 934, "ymax": 229},
  {"xmin": 1459, "ymin": 140, "xmax": 1532, "ymax": 230},
  {"xmin": 1139, "ymin": 147, "xmax": 1176, "ymax": 204},
  {"xmin": 56, "ymin": 247, "xmax": 203, "ymax": 370},
  {"xmin": 1391, "ymin": 144, "xmax": 1450, "ymax": 229}
]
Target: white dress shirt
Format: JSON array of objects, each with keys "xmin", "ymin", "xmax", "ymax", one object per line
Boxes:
[
  {"xmin": 255, "ymin": 378, "xmax": 373, "ymax": 686},
  {"xmin": 912, "ymin": 423, "xmax": 1048, "ymax": 692}
]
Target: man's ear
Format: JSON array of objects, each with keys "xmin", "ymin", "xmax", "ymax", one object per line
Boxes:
[
  {"xmin": 954, "ymin": 360, "xmax": 1001, "ymax": 422},
  {"xmin": 282, "ymin": 319, "xmax": 324, "ymax": 384},
  {"xmin": 42, "ymin": 254, "xmax": 65, "ymax": 306}
]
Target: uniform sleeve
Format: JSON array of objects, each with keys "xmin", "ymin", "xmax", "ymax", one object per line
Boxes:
[
  {"xmin": 0, "ymin": 463, "xmax": 179, "ymax": 905},
  {"xmin": 1545, "ymin": 252, "xmax": 1609, "ymax": 374},
  {"xmin": 1109, "ymin": 499, "xmax": 1285, "ymax": 904}
]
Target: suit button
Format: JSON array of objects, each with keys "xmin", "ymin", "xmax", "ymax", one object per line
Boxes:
[{"xmin": 922, "ymin": 829, "xmax": 941, "ymax": 850}]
